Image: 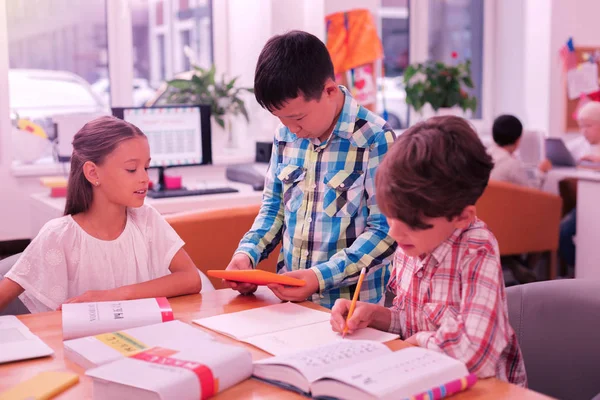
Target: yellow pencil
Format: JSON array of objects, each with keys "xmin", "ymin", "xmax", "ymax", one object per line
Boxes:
[{"xmin": 343, "ymin": 267, "xmax": 367, "ymax": 338}]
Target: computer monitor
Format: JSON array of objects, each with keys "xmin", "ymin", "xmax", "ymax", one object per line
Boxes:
[
  {"xmin": 545, "ymin": 138, "xmax": 577, "ymax": 167},
  {"xmin": 111, "ymin": 105, "xmax": 212, "ymax": 193}
]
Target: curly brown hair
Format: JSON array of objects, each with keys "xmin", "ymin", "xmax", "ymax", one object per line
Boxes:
[{"xmin": 376, "ymin": 116, "xmax": 494, "ymax": 230}]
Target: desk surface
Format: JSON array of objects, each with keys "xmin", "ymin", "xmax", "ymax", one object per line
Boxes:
[
  {"xmin": 542, "ymin": 167, "xmax": 600, "ymax": 194},
  {"xmin": 1, "ymin": 288, "xmax": 550, "ymax": 400}
]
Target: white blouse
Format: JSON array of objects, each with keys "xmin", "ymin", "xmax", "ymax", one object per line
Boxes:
[{"xmin": 6, "ymin": 204, "xmax": 184, "ymax": 313}]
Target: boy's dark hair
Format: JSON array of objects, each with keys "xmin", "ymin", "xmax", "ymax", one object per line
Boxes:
[
  {"xmin": 492, "ymin": 114, "xmax": 523, "ymax": 146},
  {"xmin": 254, "ymin": 30, "xmax": 335, "ymax": 111},
  {"xmin": 376, "ymin": 116, "xmax": 494, "ymax": 230},
  {"xmin": 64, "ymin": 116, "xmax": 145, "ymax": 216}
]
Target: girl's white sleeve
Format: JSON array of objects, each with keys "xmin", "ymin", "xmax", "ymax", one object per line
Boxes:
[
  {"xmin": 4, "ymin": 219, "xmax": 71, "ymax": 313},
  {"xmin": 140, "ymin": 205, "xmax": 186, "ymax": 278}
]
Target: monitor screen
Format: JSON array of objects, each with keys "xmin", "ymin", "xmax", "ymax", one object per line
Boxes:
[{"xmin": 111, "ymin": 105, "xmax": 212, "ymax": 167}]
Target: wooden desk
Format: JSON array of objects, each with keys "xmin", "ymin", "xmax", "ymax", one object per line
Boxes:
[{"xmin": 1, "ymin": 288, "xmax": 551, "ymax": 399}]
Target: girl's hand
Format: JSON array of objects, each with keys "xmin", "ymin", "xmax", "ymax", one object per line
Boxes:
[
  {"xmin": 61, "ymin": 289, "xmax": 119, "ymax": 308},
  {"xmin": 580, "ymin": 154, "xmax": 600, "ymax": 163}
]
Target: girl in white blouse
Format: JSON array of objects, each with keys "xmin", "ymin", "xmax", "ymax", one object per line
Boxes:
[{"xmin": 0, "ymin": 116, "xmax": 202, "ymax": 313}]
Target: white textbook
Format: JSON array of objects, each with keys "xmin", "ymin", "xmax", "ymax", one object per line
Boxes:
[
  {"xmin": 253, "ymin": 341, "xmax": 475, "ymax": 399},
  {"xmin": 192, "ymin": 302, "xmax": 398, "ymax": 355},
  {"xmin": 63, "ymin": 320, "xmax": 213, "ymax": 370},
  {"xmin": 86, "ymin": 343, "xmax": 253, "ymax": 400},
  {"xmin": 62, "ymin": 297, "xmax": 174, "ymax": 340},
  {"xmin": 0, "ymin": 315, "xmax": 54, "ymax": 364}
]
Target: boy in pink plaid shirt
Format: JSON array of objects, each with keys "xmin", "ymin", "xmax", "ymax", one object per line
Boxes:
[{"xmin": 330, "ymin": 116, "xmax": 527, "ymax": 386}]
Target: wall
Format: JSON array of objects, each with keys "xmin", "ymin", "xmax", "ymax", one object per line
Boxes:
[
  {"xmin": 523, "ymin": 0, "xmax": 552, "ymax": 134},
  {"xmin": 227, "ymin": 0, "xmax": 327, "ymax": 144},
  {"xmin": 548, "ymin": 0, "xmax": 600, "ymax": 136},
  {"xmin": 493, "ymin": 0, "xmax": 525, "ymax": 122}
]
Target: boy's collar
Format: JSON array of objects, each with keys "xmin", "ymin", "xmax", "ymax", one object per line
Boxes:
[
  {"xmin": 417, "ymin": 221, "xmax": 475, "ymax": 268},
  {"xmin": 331, "ymin": 85, "xmax": 359, "ymax": 141}
]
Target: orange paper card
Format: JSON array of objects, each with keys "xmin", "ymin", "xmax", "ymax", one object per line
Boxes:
[{"xmin": 207, "ymin": 270, "xmax": 306, "ymax": 287}]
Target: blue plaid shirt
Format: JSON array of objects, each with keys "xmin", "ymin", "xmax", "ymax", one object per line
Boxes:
[{"xmin": 236, "ymin": 86, "xmax": 397, "ymax": 308}]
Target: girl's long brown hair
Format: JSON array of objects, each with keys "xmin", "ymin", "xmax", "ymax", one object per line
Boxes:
[{"xmin": 64, "ymin": 116, "xmax": 145, "ymax": 216}]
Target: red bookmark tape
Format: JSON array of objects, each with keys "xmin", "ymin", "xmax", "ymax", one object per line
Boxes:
[{"xmin": 155, "ymin": 297, "xmax": 174, "ymax": 322}]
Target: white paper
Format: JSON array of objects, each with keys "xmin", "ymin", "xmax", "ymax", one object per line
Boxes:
[
  {"xmin": 244, "ymin": 320, "xmax": 399, "ymax": 356},
  {"xmin": 62, "ymin": 297, "xmax": 169, "ymax": 340},
  {"xmin": 567, "ymin": 63, "xmax": 599, "ymax": 99},
  {"xmin": 0, "ymin": 315, "xmax": 54, "ymax": 363},
  {"xmin": 192, "ymin": 302, "xmax": 330, "ymax": 340}
]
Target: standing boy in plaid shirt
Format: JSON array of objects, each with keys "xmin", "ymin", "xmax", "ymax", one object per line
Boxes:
[
  {"xmin": 330, "ymin": 116, "xmax": 527, "ymax": 386},
  {"xmin": 223, "ymin": 30, "xmax": 397, "ymax": 308}
]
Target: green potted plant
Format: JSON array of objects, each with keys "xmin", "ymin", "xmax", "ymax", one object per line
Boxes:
[
  {"xmin": 403, "ymin": 53, "xmax": 477, "ymax": 117},
  {"xmin": 164, "ymin": 64, "xmax": 254, "ymax": 146}
]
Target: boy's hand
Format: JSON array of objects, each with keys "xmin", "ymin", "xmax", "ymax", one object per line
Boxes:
[
  {"xmin": 267, "ymin": 269, "xmax": 319, "ymax": 302},
  {"xmin": 538, "ymin": 158, "xmax": 552, "ymax": 173},
  {"xmin": 580, "ymin": 154, "xmax": 600, "ymax": 163},
  {"xmin": 330, "ymin": 299, "xmax": 376, "ymax": 335},
  {"xmin": 223, "ymin": 253, "xmax": 257, "ymax": 295},
  {"xmin": 404, "ymin": 334, "xmax": 419, "ymax": 346}
]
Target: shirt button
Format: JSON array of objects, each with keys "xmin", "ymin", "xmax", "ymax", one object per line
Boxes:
[
  {"xmin": 312, "ymin": 184, "xmax": 317, "ymax": 190},
  {"xmin": 340, "ymin": 183, "xmax": 345, "ymax": 188},
  {"xmin": 416, "ymin": 271, "xmax": 423, "ymax": 278},
  {"xmin": 307, "ymin": 217, "xmax": 312, "ymax": 223},
  {"xmin": 304, "ymin": 250, "xmax": 310, "ymax": 257}
]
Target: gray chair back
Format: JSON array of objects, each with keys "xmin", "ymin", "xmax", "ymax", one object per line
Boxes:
[
  {"xmin": 506, "ymin": 280, "xmax": 600, "ymax": 400},
  {"xmin": 0, "ymin": 253, "xmax": 30, "ymax": 315}
]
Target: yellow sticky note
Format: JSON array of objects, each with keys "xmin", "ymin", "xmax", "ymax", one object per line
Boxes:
[
  {"xmin": 95, "ymin": 331, "xmax": 148, "ymax": 356},
  {"xmin": 0, "ymin": 371, "xmax": 79, "ymax": 400},
  {"xmin": 40, "ymin": 177, "xmax": 68, "ymax": 188}
]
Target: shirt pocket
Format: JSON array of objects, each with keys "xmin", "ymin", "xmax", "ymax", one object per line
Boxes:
[
  {"xmin": 323, "ymin": 169, "xmax": 365, "ymax": 218},
  {"xmin": 277, "ymin": 164, "xmax": 306, "ymax": 213},
  {"xmin": 422, "ymin": 302, "xmax": 460, "ymax": 331}
]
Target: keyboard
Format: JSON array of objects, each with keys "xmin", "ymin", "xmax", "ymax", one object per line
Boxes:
[{"xmin": 146, "ymin": 187, "xmax": 239, "ymax": 199}]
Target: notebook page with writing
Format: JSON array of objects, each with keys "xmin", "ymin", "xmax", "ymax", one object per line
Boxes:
[
  {"xmin": 244, "ymin": 320, "xmax": 398, "ymax": 356},
  {"xmin": 253, "ymin": 340, "xmax": 390, "ymax": 385},
  {"xmin": 192, "ymin": 302, "xmax": 330, "ymax": 340},
  {"xmin": 311, "ymin": 347, "xmax": 470, "ymax": 400}
]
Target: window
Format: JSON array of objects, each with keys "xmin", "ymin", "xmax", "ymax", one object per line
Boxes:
[
  {"xmin": 6, "ymin": 0, "xmax": 108, "ymax": 163},
  {"xmin": 131, "ymin": 0, "xmax": 213, "ymax": 108},
  {"xmin": 428, "ymin": 0, "xmax": 484, "ymax": 119},
  {"xmin": 380, "ymin": 0, "xmax": 410, "ymax": 129}
]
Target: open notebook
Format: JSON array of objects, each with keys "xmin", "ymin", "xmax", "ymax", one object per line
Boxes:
[
  {"xmin": 62, "ymin": 297, "xmax": 173, "ymax": 340},
  {"xmin": 253, "ymin": 340, "xmax": 476, "ymax": 399},
  {"xmin": 192, "ymin": 302, "xmax": 398, "ymax": 355},
  {"xmin": 0, "ymin": 315, "xmax": 54, "ymax": 364}
]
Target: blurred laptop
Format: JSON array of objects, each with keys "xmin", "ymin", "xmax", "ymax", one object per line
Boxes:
[{"xmin": 545, "ymin": 138, "xmax": 577, "ymax": 167}]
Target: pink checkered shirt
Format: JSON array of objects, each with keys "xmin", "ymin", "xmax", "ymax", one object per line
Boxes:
[{"xmin": 387, "ymin": 218, "xmax": 527, "ymax": 387}]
